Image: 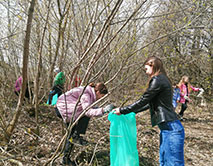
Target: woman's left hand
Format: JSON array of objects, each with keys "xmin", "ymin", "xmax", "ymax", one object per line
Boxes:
[{"xmin": 113, "ymin": 108, "xmax": 121, "ymax": 115}]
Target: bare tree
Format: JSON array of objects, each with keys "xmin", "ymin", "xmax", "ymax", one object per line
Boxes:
[
  {"xmin": 0, "ymin": 0, "xmax": 212, "ymax": 165},
  {"xmin": 5, "ymin": 0, "xmax": 36, "ymax": 142}
]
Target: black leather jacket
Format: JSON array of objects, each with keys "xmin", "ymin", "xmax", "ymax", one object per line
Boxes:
[{"xmin": 120, "ymin": 74, "xmax": 178, "ymax": 127}]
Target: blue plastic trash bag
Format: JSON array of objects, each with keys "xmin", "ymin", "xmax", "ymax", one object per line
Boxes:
[
  {"xmin": 46, "ymin": 94, "xmax": 58, "ymax": 106},
  {"xmin": 108, "ymin": 112, "xmax": 139, "ymax": 166}
]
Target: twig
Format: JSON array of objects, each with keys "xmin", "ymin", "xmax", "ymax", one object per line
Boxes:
[
  {"xmin": 0, "ymin": 147, "xmax": 23, "ymax": 166},
  {"xmin": 88, "ymin": 135, "xmax": 106, "ymax": 166}
]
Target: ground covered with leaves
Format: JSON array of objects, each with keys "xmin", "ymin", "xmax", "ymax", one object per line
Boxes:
[{"xmin": 0, "ymin": 103, "xmax": 212, "ymax": 166}]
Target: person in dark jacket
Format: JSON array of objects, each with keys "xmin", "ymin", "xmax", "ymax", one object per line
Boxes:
[
  {"xmin": 114, "ymin": 56, "xmax": 185, "ymax": 166},
  {"xmin": 48, "ymin": 67, "xmax": 66, "ymax": 105}
]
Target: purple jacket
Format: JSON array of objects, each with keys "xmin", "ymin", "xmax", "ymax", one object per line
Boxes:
[
  {"xmin": 56, "ymin": 86, "xmax": 104, "ymax": 123},
  {"xmin": 15, "ymin": 76, "xmax": 23, "ymax": 92}
]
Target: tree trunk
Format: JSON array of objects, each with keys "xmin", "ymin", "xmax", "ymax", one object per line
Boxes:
[
  {"xmin": 5, "ymin": 0, "xmax": 36, "ymax": 142},
  {"xmin": 34, "ymin": 0, "xmax": 51, "ymax": 137}
]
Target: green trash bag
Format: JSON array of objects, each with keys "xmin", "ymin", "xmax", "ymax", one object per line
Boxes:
[{"xmin": 108, "ymin": 112, "xmax": 139, "ymax": 166}]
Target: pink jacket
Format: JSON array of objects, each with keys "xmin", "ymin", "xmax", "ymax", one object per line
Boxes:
[
  {"xmin": 179, "ymin": 83, "xmax": 199, "ymax": 103},
  {"xmin": 15, "ymin": 76, "xmax": 23, "ymax": 92},
  {"xmin": 56, "ymin": 86, "xmax": 104, "ymax": 123}
]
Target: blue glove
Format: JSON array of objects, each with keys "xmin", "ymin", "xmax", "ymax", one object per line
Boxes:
[{"xmin": 103, "ymin": 104, "xmax": 115, "ymax": 114}]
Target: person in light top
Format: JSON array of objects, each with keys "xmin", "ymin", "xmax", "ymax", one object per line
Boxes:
[{"xmin": 56, "ymin": 82, "xmax": 114, "ymax": 165}]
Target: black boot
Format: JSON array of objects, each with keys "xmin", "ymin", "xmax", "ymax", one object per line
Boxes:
[
  {"xmin": 72, "ymin": 132, "xmax": 88, "ymax": 146},
  {"xmin": 62, "ymin": 140, "xmax": 76, "ymax": 166},
  {"xmin": 62, "ymin": 155, "xmax": 75, "ymax": 165},
  {"xmin": 62, "ymin": 157, "xmax": 76, "ymax": 166}
]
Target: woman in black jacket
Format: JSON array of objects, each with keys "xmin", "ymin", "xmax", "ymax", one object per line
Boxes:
[{"xmin": 114, "ymin": 56, "xmax": 185, "ymax": 166}]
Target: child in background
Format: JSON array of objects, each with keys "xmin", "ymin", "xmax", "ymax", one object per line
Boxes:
[
  {"xmin": 178, "ymin": 75, "xmax": 203, "ymax": 117},
  {"xmin": 172, "ymin": 83, "xmax": 180, "ymax": 112}
]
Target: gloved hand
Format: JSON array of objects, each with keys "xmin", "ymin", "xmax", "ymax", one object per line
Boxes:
[
  {"xmin": 184, "ymin": 95, "xmax": 189, "ymax": 100},
  {"xmin": 199, "ymin": 88, "xmax": 204, "ymax": 92},
  {"xmin": 197, "ymin": 88, "xmax": 204, "ymax": 97},
  {"xmin": 103, "ymin": 104, "xmax": 115, "ymax": 114}
]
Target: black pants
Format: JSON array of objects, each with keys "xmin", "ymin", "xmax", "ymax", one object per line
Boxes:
[
  {"xmin": 55, "ymin": 107, "xmax": 90, "ymax": 135},
  {"xmin": 48, "ymin": 85, "xmax": 63, "ymax": 104},
  {"xmin": 15, "ymin": 86, "xmax": 31, "ymax": 101},
  {"xmin": 64, "ymin": 116, "xmax": 90, "ymax": 161},
  {"xmin": 54, "ymin": 107, "xmax": 90, "ymax": 156},
  {"xmin": 67, "ymin": 116, "xmax": 90, "ymax": 135},
  {"xmin": 179, "ymin": 101, "xmax": 188, "ymax": 116}
]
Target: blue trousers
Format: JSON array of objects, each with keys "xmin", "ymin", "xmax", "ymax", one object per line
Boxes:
[{"xmin": 159, "ymin": 120, "xmax": 185, "ymax": 166}]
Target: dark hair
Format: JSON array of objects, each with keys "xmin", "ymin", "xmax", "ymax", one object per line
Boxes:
[
  {"xmin": 144, "ymin": 56, "xmax": 167, "ymax": 76},
  {"xmin": 144, "ymin": 56, "xmax": 171, "ymax": 84},
  {"xmin": 89, "ymin": 82, "xmax": 108, "ymax": 94}
]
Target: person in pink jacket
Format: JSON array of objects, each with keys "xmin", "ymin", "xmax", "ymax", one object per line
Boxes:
[
  {"xmin": 14, "ymin": 76, "xmax": 31, "ymax": 100},
  {"xmin": 55, "ymin": 82, "xmax": 114, "ymax": 165},
  {"xmin": 178, "ymin": 76, "xmax": 203, "ymax": 118},
  {"xmin": 15, "ymin": 76, "xmax": 23, "ymax": 94}
]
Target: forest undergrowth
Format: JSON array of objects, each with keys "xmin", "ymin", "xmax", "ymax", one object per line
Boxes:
[{"xmin": 0, "ymin": 102, "xmax": 212, "ymax": 166}]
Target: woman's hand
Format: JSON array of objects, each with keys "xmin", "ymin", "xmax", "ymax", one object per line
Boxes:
[{"xmin": 113, "ymin": 108, "xmax": 121, "ymax": 115}]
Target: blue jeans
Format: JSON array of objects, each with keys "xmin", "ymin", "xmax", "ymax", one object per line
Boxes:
[{"xmin": 159, "ymin": 120, "xmax": 185, "ymax": 166}]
